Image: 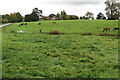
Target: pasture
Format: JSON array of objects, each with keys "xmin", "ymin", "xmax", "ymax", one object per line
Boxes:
[{"xmin": 2, "ymin": 20, "xmax": 119, "ymax": 78}]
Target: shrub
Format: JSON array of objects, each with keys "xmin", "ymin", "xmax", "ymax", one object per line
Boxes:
[
  {"xmin": 49, "ymin": 30, "xmax": 60, "ymax": 35},
  {"xmin": 81, "ymin": 32, "xmax": 93, "ymax": 35},
  {"xmin": 2, "ymin": 19, "xmax": 9, "ymax": 23}
]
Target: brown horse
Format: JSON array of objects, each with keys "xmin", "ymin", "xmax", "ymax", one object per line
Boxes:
[
  {"xmin": 103, "ymin": 27, "xmax": 110, "ymax": 32},
  {"xmin": 53, "ymin": 22, "xmax": 56, "ymax": 24}
]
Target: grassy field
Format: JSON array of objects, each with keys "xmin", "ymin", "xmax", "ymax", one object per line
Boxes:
[{"xmin": 2, "ymin": 20, "xmax": 119, "ymax": 78}]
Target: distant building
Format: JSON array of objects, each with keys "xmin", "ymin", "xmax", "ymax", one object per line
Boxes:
[
  {"xmin": 51, "ymin": 17, "xmax": 58, "ymax": 20},
  {"xmin": 43, "ymin": 16, "xmax": 50, "ymax": 20}
]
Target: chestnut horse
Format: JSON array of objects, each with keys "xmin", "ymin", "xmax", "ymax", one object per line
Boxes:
[
  {"xmin": 103, "ymin": 27, "xmax": 110, "ymax": 32},
  {"xmin": 53, "ymin": 22, "xmax": 56, "ymax": 24}
]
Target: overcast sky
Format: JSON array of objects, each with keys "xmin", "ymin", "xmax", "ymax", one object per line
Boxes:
[{"xmin": 0, "ymin": 0, "xmax": 107, "ymax": 18}]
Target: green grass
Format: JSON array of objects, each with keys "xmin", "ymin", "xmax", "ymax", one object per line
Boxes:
[
  {"xmin": 2, "ymin": 20, "xmax": 119, "ymax": 78},
  {"xmin": 2, "ymin": 20, "xmax": 119, "ymax": 34}
]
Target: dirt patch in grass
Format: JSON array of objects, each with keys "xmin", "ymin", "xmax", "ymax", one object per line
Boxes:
[
  {"xmin": 81, "ymin": 32, "xmax": 93, "ymax": 35},
  {"xmin": 49, "ymin": 30, "xmax": 61, "ymax": 35},
  {"xmin": 80, "ymin": 32, "xmax": 120, "ymax": 37}
]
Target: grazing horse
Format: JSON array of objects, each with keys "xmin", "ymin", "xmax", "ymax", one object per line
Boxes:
[
  {"xmin": 20, "ymin": 23, "xmax": 24, "ymax": 26},
  {"xmin": 53, "ymin": 22, "xmax": 56, "ymax": 24},
  {"xmin": 113, "ymin": 28, "xmax": 119, "ymax": 31},
  {"xmin": 19, "ymin": 24, "xmax": 21, "ymax": 27},
  {"xmin": 103, "ymin": 27, "xmax": 110, "ymax": 32},
  {"xmin": 19, "ymin": 23, "xmax": 24, "ymax": 27},
  {"xmin": 38, "ymin": 23, "xmax": 41, "ymax": 25},
  {"xmin": 24, "ymin": 23, "xmax": 27, "ymax": 25}
]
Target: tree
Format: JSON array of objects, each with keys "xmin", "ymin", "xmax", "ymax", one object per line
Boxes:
[
  {"xmin": 49, "ymin": 14, "xmax": 56, "ymax": 18},
  {"xmin": 105, "ymin": 0, "xmax": 120, "ymax": 19},
  {"xmin": 69, "ymin": 15, "xmax": 79, "ymax": 20},
  {"xmin": 96, "ymin": 12, "xmax": 106, "ymax": 19},
  {"xmin": 85, "ymin": 12, "xmax": 94, "ymax": 19},
  {"xmin": 61, "ymin": 10, "xmax": 67, "ymax": 20},
  {"xmin": 5, "ymin": 13, "xmax": 18, "ymax": 23},
  {"xmin": 32, "ymin": 8, "xmax": 42, "ymax": 19},
  {"xmin": 2, "ymin": 19, "xmax": 9, "ymax": 23},
  {"xmin": 0, "ymin": 15, "xmax": 2, "ymax": 23},
  {"xmin": 24, "ymin": 14, "xmax": 31, "ymax": 22},
  {"xmin": 24, "ymin": 8, "xmax": 42, "ymax": 22},
  {"xmin": 16, "ymin": 12, "xmax": 23, "ymax": 22},
  {"xmin": 2, "ymin": 12, "xmax": 23, "ymax": 23},
  {"xmin": 30, "ymin": 12, "xmax": 39, "ymax": 21},
  {"xmin": 56, "ymin": 13, "xmax": 61, "ymax": 19},
  {"xmin": 65, "ymin": 15, "xmax": 70, "ymax": 20},
  {"xmin": 2, "ymin": 14, "xmax": 10, "ymax": 23},
  {"xmin": 9, "ymin": 13, "xmax": 18, "ymax": 22},
  {"xmin": 24, "ymin": 13, "xmax": 39, "ymax": 22},
  {"xmin": 2, "ymin": 15, "xmax": 8, "ymax": 23}
]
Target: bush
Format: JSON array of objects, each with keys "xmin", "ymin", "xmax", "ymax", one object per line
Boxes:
[
  {"xmin": 2, "ymin": 19, "xmax": 9, "ymax": 23},
  {"xmin": 81, "ymin": 33, "xmax": 93, "ymax": 35},
  {"xmin": 49, "ymin": 30, "xmax": 60, "ymax": 35}
]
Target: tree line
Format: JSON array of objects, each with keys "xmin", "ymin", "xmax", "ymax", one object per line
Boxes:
[
  {"xmin": 48, "ymin": 10, "xmax": 79, "ymax": 20},
  {"xmin": 1, "ymin": 0, "xmax": 120, "ymax": 23},
  {"xmin": 2, "ymin": 12, "xmax": 23, "ymax": 23}
]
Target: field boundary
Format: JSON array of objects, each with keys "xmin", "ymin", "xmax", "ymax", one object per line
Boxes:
[{"xmin": 0, "ymin": 23, "xmax": 12, "ymax": 28}]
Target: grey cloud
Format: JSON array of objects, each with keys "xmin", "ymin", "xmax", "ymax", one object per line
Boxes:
[
  {"xmin": 43, "ymin": 0, "xmax": 102, "ymax": 2},
  {"xmin": 65, "ymin": 2, "xmax": 101, "ymax": 5},
  {"xmin": 45, "ymin": 2, "xmax": 102, "ymax": 6}
]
